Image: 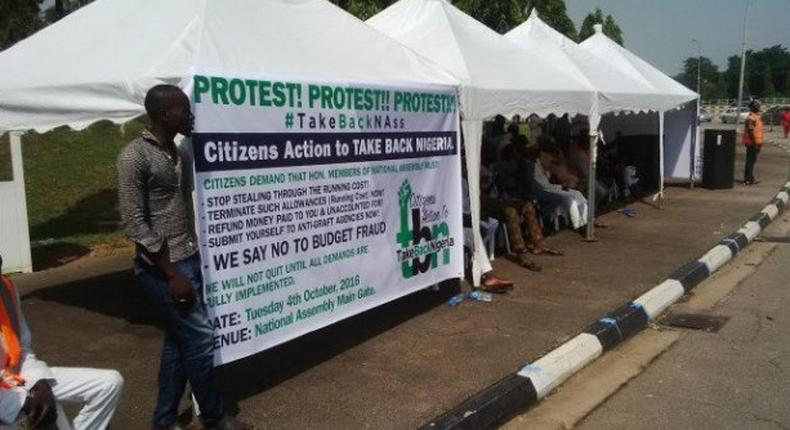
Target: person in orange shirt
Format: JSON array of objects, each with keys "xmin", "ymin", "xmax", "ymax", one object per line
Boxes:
[
  {"xmin": 781, "ymin": 107, "xmax": 790, "ymax": 139},
  {"xmin": 743, "ymin": 100, "xmax": 763, "ymax": 185}
]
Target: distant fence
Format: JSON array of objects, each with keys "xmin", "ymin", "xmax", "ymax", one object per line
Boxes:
[
  {"xmin": 702, "ymin": 97, "xmax": 790, "ymax": 108},
  {"xmin": 701, "ymin": 97, "xmax": 789, "ymax": 119}
]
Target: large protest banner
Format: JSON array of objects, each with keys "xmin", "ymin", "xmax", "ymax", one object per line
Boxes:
[{"xmin": 191, "ymin": 74, "xmax": 463, "ymax": 365}]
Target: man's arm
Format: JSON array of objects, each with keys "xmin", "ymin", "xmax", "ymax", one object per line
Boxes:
[
  {"xmin": 116, "ymin": 148, "xmax": 166, "ymax": 256},
  {"xmin": 532, "ymin": 162, "xmax": 563, "ymax": 192},
  {"xmin": 116, "ymin": 147, "xmax": 193, "ymax": 302},
  {"xmin": 12, "ymin": 282, "xmax": 57, "ymax": 427},
  {"xmin": 745, "ymin": 115, "xmax": 757, "ymax": 144}
]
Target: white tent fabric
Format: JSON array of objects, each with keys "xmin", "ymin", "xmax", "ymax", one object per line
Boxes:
[
  {"xmin": 506, "ymin": 11, "xmax": 686, "ymax": 115},
  {"xmin": 369, "ymin": 0, "xmax": 599, "ymax": 283},
  {"xmin": 579, "ymin": 27, "xmax": 698, "ymax": 109},
  {"xmin": 367, "ymin": 0, "xmax": 597, "ymax": 121},
  {"xmin": 580, "ymin": 25, "xmax": 698, "ymax": 207},
  {"xmin": 505, "ymin": 13, "xmax": 698, "ymax": 237},
  {"xmin": 0, "ymin": 0, "xmax": 459, "ymax": 133}
]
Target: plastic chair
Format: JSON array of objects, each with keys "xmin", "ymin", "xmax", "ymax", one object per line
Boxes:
[
  {"xmin": 607, "ymin": 182, "xmax": 620, "ymax": 203},
  {"xmin": 548, "ymin": 206, "xmax": 570, "ymax": 231},
  {"xmin": 495, "ymin": 222, "xmax": 515, "ymax": 256}
]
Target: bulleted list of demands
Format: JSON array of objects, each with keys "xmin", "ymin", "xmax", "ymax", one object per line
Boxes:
[
  {"xmin": 202, "ymin": 171, "xmax": 384, "ymax": 340},
  {"xmin": 191, "ymin": 73, "xmax": 463, "ymax": 365}
]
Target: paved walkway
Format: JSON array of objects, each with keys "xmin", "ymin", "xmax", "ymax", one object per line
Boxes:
[
  {"xmin": 13, "ymin": 130, "xmax": 789, "ymax": 428},
  {"xmin": 579, "ymin": 228, "xmax": 790, "ymax": 430}
]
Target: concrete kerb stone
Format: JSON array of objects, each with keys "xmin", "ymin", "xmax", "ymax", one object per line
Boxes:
[
  {"xmin": 419, "ymin": 374, "xmax": 538, "ymax": 430},
  {"xmin": 422, "ymin": 183, "xmax": 789, "ymax": 430}
]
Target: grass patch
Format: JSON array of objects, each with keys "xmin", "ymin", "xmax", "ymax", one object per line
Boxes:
[
  {"xmin": 21, "ymin": 118, "xmax": 148, "ymax": 249},
  {"xmin": 0, "ymin": 134, "xmax": 12, "ymax": 182}
]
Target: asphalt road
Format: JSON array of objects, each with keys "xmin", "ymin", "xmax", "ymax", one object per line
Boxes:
[{"xmin": 578, "ymin": 236, "xmax": 790, "ymax": 430}]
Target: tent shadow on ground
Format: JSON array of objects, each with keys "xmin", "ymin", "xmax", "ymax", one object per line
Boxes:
[
  {"xmin": 31, "ymin": 242, "xmax": 92, "ymax": 271},
  {"xmin": 29, "ymin": 188, "xmax": 120, "ymax": 241},
  {"xmin": 216, "ymin": 278, "xmax": 459, "ymax": 410},
  {"xmin": 24, "ymin": 269, "xmax": 159, "ymax": 326},
  {"xmin": 24, "ymin": 269, "xmax": 459, "ymax": 410}
]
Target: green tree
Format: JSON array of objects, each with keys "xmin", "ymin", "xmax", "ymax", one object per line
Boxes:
[
  {"xmin": 328, "ymin": 0, "xmax": 393, "ymax": 20},
  {"xmin": 0, "ymin": 0, "xmax": 44, "ymax": 50},
  {"xmin": 748, "ymin": 45, "xmax": 789, "ymax": 97},
  {"xmin": 578, "ymin": 8, "xmax": 603, "ymax": 42},
  {"xmin": 603, "ymin": 15, "xmax": 623, "ymax": 45},
  {"xmin": 763, "ymin": 65, "xmax": 776, "ymax": 97},
  {"xmin": 578, "ymin": 7, "xmax": 623, "ymax": 45},
  {"xmin": 344, "ymin": 0, "xmax": 389, "ymax": 20},
  {"xmin": 723, "ymin": 54, "xmax": 742, "ymax": 99},
  {"xmin": 714, "ymin": 74, "xmax": 728, "ymax": 100},
  {"xmin": 453, "ymin": 0, "xmax": 524, "ymax": 34},
  {"xmin": 44, "ymin": 0, "xmax": 94, "ymax": 23},
  {"xmin": 523, "ymin": 0, "xmax": 577, "ymax": 40},
  {"xmin": 784, "ymin": 68, "xmax": 790, "ymax": 96},
  {"xmin": 676, "ymin": 56, "xmax": 721, "ymax": 99}
]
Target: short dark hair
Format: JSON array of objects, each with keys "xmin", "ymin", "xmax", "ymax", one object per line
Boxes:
[{"xmin": 144, "ymin": 84, "xmax": 184, "ymax": 118}]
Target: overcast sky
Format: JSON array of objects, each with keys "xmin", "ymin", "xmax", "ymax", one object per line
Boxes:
[{"xmin": 566, "ymin": 0, "xmax": 790, "ymax": 76}]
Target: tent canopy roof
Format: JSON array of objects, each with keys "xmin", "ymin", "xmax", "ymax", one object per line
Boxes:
[
  {"xmin": 579, "ymin": 24, "xmax": 698, "ymax": 110},
  {"xmin": 0, "ymin": 0, "xmax": 458, "ymax": 133},
  {"xmin": 506, "ymin": 11, "xmax": 686, "ymax": 114},
  {"xmin": 368, "ymin": 0, "xmax": 596, "ymax": 121}
]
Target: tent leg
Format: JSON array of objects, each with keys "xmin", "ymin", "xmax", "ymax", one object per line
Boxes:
[
  {"xmin": 658, "ymin": 111, "xmax": 665, "ymax": 209},
  {"xmin": 691, "ymin": 98, "xmax": 700, "ymax": 189},
  {"xmin": 585, "ymin": 133, "xmax": 598, "ymax": 241},
  {"xmin": 7, "ymin": 132, "xmax": 33, "ymax": 273},
  {"xmin": 462, "ymin": 120, "xmax": 485, "ymax": 286}
]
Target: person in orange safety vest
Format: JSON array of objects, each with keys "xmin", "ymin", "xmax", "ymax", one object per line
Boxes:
[
  {"xmin": 0, "ymin": 255, "xmax": 123, "ymax": 429},
  {"xmin": 743, "ymin": 100, "xmax": 763, "ymax": 185}
]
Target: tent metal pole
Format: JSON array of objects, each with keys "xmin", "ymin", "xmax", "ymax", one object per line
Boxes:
[
  {"xmin": 585, "ymin": 131, "xmax": 598, "ymax": 241},
  {"xmin": 691, "ymin": 98, "xmax": 700, "ymax": 189},
  {"xmin": 8, "ymin": 132, "xmax": 33, "ymax": 273},
  {"xmin": 658, "ymin": 111, "xmax": 665, "ymax": 209}
]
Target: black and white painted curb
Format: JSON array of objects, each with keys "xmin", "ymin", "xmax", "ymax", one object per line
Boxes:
[{"xmin": 422, "ymin": 180, "xmax": 790, "ymax": 430}]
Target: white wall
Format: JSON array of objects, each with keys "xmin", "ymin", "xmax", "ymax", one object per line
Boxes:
[{"xmin": 599, "ymin": 105, "xmax": 699, "ymax": 181}]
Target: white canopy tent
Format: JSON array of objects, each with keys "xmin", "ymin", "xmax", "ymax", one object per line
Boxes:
[
  {"xmin": 0, "ymin": 0, "xmax": 460, "ymax": 272},
  {"xmin": 505, "ymin": 12, "xmax": 698, "ymax": 238},
  {"xmin": 0, "ymin": 0, "xmax": 459, "ymax": 133},
  {"xmin": 580, "ymin": 25, "xmax": 699, "ymax": 208},
  {"xmin": 506, "ymin": 11, "xmax": 693, "ymax": 115},
  {"xmin": 368, "ymin": 0, "xmax": 599, "ymax": 284}
]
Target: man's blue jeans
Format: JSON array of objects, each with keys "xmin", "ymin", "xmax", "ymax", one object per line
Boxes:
[{"xmin": 136, "ymin": 253, "xmax": 224, "ymax": 427}]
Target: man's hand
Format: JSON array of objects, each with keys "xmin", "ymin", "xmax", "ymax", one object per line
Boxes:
[
  {"xmin": 23, "ymin": 380, "xmax": 57, "ymax": 429},
  {"xmin": 144, "ymin": 243, "xmax": 194, "ymax": 308},
  {"xmin": 167, "ymin": 271, "xmax": 194, "ymax": 308}
]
